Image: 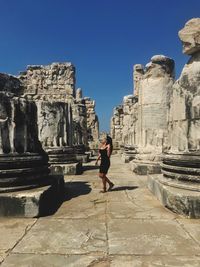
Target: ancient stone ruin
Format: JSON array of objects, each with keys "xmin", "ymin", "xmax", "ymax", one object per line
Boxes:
[
  {"xmin": 18, "ymin": 63, "xmax": 99, "ymax": 174},
  {"xmin": 111, "ymin": 17, "xmax": 200, "ymax": 218},
  {"xmin": 0, "ymin": 62, "xmax": 99, "ymax": 217},
  {"xmin": 148, "ymin": 18, "xmax": 200, "ymax": 218},
  {"xmin": 84, "ymin": 97, "xmax": 99, "ymax": 150},
  {"xmin": 111, "ymin": 55, "xmax": 175, "ymax": 174},
  {"xmin": 0, "ymin": 73, "xmax": 59, "ymax": 217}
]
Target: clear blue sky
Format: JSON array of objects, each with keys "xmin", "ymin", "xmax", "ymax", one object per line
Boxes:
[{"xmin": 0, "ymin": 0, "xmax": 199, "ymax": 132}]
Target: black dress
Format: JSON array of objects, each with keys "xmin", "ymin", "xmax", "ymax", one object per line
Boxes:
[{"xmin": 99, "ymin": 148, "xmax": 110, "ymax": 174}]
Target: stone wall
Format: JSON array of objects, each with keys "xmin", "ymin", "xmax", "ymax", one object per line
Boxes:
[{"xmin": 19, "ymin": 63, "xmax": 75, "ymax": 99}]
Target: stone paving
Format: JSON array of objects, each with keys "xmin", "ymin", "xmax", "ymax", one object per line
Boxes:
[{"xmin": 0, "ymin": 155, "xmax": 200, "ymax": 266}]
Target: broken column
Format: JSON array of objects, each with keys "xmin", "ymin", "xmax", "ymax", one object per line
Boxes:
[
  {"xmin": 121, "ymin": 95, "xmax": 138, "ymax": 162},
  {"xmin": 133, "ymin": 64, "xmax": 144, "ymax": 97},
  {"xmin": 130, "ymin": 55, "xmax": 175, "ymax": 174},
  {"xmin": 110, "ymin": 105, "xmax": 124, "ymax": 151},
  {"xmin": 72, "ymin": 88, "xmax": 89, "ymax": 162},
  {"xmin": 19, "ymin": 63, "xmax": 82, "ymax": 175},
  {"xmin": 148, "ymin": 18, "xmax": 200, "ymax": 218},
  {"xmin": 84, "ymin": 97, "xmax": 99, "ymax": 150},
  {"xmin": 0, "ymin": 73, "xmax": 63, "ymax": 217}
]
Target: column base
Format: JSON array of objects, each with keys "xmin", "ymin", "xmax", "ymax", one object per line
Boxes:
[
  {"xmin": 0, "ymin": 175, "xmax": 65, "ymax": 217},
  {"xmin": 130, "ymin": 160, "xmax": 161, "ymax": 175},
  {"xmin": 148, "ymin": 174, "xmax": 200, "ymax": 218},
  {"xmin": 50, "ymin": 162, "xmax": 83, "ymax": 175}
]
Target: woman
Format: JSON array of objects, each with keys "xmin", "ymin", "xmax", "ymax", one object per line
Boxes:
[{"xmin": 95, "ymin": 137, "xmax": 114, "ymax": 193}]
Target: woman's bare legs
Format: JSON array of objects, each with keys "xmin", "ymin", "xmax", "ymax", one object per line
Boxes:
[{"xmin": 99, "ymin": 173, "xmax": 114, "ymax": 192}]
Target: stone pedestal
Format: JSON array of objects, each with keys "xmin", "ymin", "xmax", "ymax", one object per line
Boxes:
[
  {"xmin": 0, "ymin": 175, "xmax": 64, "ymax": 217},
  {"xmin": 46, "ymin": 147, "xmax": 82, "ymax": 175},
  {"xmin": 74, "ymin": 144, "xmax": 89, "ymax": 163},
  {"xmin": 121, "ymin": 145, "xmax": 137, "ymax": 163}
]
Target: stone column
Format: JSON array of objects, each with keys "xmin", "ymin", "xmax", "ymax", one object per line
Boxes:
[
  {"xmin": 130, "ymin": 55, "xmax": 175, "ymax": 174},
  {"xmin": 110, "ymin": 105, "xmax": 124, "ymax": 151},
  {"xmin": 72, "ymin": 88, "xmax": 89, "ymax": 162},
  {"xmin": 133, "ymin": 64, "xmax": 144, "ymax": 97},
  {"xmin": 121, "ymin": 95, "xmax": 138, "ymax": 162},
  {"xmin": 0, "ymin": 74, "xmax": 64, "ymax": 217},
  {"xmin": 0, "ymin": 74, "xmax": 50, "ymax": 192},
  {"xmin": 148, "ymin": 18, "xmax": 200, "ymax": 218},
  {"xmin": 84, "ymin": 97, "xmax": 99, "ymax": 150}
]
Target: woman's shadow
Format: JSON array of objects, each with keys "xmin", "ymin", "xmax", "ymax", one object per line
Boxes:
[{"xmin": 109, "ymin": 186, "xmax": 138, "ymax": 192}]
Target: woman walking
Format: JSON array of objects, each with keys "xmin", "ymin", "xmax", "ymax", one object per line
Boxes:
[{"xmin": 95, "ymin": 137, "xmax": 114, "ymax": 193}]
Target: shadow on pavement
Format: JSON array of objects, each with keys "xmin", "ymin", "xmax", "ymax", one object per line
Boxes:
[
  {"xmin": 64, "ymin": 181, "xmax": 92, "ymax": 200},
  {"xmin": 83, "ymin": 165, "xmax": 100, "ymax": 171},
  {"xmin": 39, "ymin": 179, "xmax": 91, "ymax": 217},
  {"xmin": 110, "ymin": 186, "xmax": 138, "ymax": 192}
]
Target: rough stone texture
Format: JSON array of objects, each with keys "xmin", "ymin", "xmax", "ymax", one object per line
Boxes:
[
  {"xmin": 149, "ymin": 18, "xmax": 200, "ymax": 218},
  {"xmin": 111, "ymin": 55, "xmax": 175, "ymax": 171},
  {"xmin": 73, "ymin": 89, "xmax": 88, "ymax": 147},
  {"xmin": 179, "ymin": 18, "xmax": 200, "ymax": 55},
  {"xmin": 137, "ymin": 55, "xmax": 174, "ymax": 155},
  {"xmin": 130, "ymin": 55, "xmax": 174, "ymax": 173},
  {"xmin": 19, "ymin": 62, "xmax": 75, "ymax": 99},
  {"xmin": 133, "ymin": 64, "xmax": 144, "ymax": 97},
  {"xmin": 0, "ymin": 175, "xmax": 64, "ymax": 217},
  {"xmin": 110, "ymin": 105, "xmax": 124, "ymax": 150},
  {"xmin": 19, "ymin": 63, "xmax": 83, "ymax": 174},
  {"xmin": 148, "ymin": 174, "xmax": 200, "ymax": 218},
  {"xmin": 84, "ymin": 97, "xmax": 99, "ymax": 149},
  {"xmin": 0, "ymin": 74, "xmax": 50, "ymax": 191},
  {"xmin": 1, "ymin": 155, "xmax": 200, "ymax": 266}
]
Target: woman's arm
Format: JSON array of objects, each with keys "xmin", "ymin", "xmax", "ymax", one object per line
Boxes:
[
  {"xmin": 107, "ymin": 144, "xmax": 111, "ymax": 158},
  {"xmin": 95, "ymin": 145, "xmax": 101, "ymax": 165}
]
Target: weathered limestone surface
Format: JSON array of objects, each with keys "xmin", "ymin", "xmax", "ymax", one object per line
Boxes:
[
  {"xmin": 133, "ymin": 64, "xmax": 144, "ymax": 97},
  {"xmin": 121, "ymin": 95, "xmax": 138, "ymax": 162},
  {"xmin": 179, "ymin": 18, "xmax": 200, "ymax": 55},
  {"xmin": 131, "ymin": 55, "xmax": 175, "ymax": 173},
  {"xmin": 110, "ymin": 105, "xmax": 123, "ymax": 150},
  {"xmin": 148, "ymin": 18, "xmax": 200, "ymax": 218},
  {"xmin": 84, "ymin": 97, "xmax": 99, "ymax": 150},
  {"xmin": 111, "ymin": 55, "xmax": 175, "ymax": 174},
  {"xmin": 1, "ymin": 155, "xmax": 200, "ymax": 266},
  {"xmin": 19, "ymin": 63, "xmax": 82, "ymax": 175},
  {"xmin": 0, "ymin": 74, "xmax": 64, "ymax": 217},
  {"xmin": 19, "ymin": 63, "xmax": 75, "ymax": 98}
]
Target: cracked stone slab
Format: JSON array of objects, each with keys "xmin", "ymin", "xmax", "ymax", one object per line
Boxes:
[
  {"xmin": 177, "ymin": 218, "xmax": 200, "ymax": 245},
  {"xmin": 0, "ymin": 251, "xmax": 7, "ymax": 264},
  {"xmin": 110, "ymin": 255, "xmax": 200, "ymax": 266},
  {"xmin": 1, "ymin": 254, "xmax": 102, "ymax": 267},
  {"xmin": 108, "ymin": 218, "xmax": 200, "ymax": 255},
  {"xmin": 51, "ymin": 195, "xmax": 106, "ymax": 219},
  {"xmin": 107, "ymin": 201, "xmax": 176, "ymax": 220},
  {"xmin": 0, "ymin": 218, "xmax": 36, "ymax": 251},
  {"xmin": 13, "ymin": 218, "xmax": 107, "ymax": 255},
  {"xmin": 2, "ymin": 254, "xmax": 200, "ymax": 267}
]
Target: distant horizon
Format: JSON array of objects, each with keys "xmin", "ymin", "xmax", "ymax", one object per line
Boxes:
[{"xmin": 0, "ymin": 0, "xmax": 199, "ymax": 132}]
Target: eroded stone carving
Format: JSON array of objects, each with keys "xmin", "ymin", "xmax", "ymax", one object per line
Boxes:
[
  {"xmin": 0, "ymin": 74, "xmax": 49, "ymax": 192},
  {"xmin": 84, "ymin": 97, "xmax": 99, "ymax": 149}
]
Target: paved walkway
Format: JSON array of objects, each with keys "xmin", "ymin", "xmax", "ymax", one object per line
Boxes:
[{"xmin": 0, "ymin": 155, "xmax": 200, "ymax": 266}]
